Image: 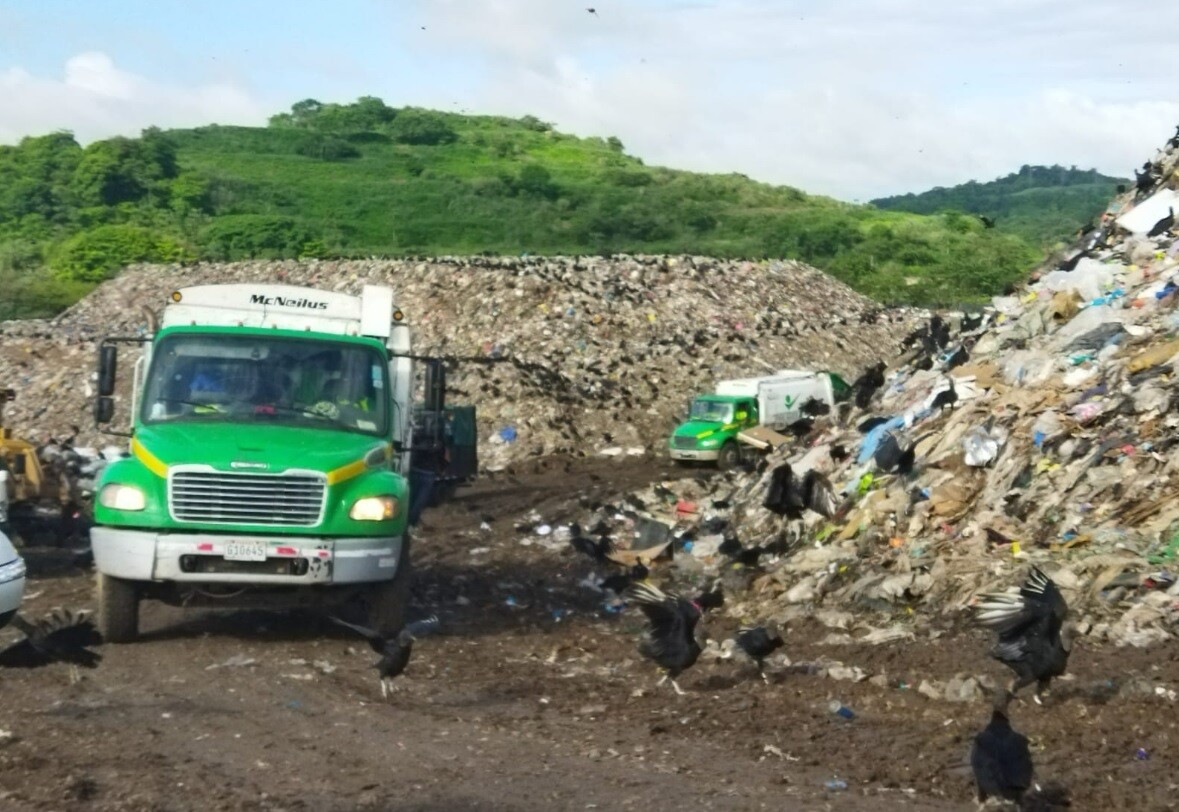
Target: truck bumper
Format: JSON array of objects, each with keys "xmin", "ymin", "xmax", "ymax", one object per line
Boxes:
[
  {"xmin": 668, "ymin": 448, "xmax": 720, "ymax": 462},
  {"xmin": 90, "ymin": 527, "xmax": 403, "ymax": 586}
]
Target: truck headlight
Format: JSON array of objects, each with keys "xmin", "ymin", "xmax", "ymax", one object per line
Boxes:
[
  {"xmin": 698, "ymin": 436, "xmax": 721, "ymax": 448},
  {"xmin": 349, "ymin": 495, "xmax": 398, "ymax": 521},
  {"xmin": 99, "ymin": 483, "xmax": 146, "ymax": 511}
]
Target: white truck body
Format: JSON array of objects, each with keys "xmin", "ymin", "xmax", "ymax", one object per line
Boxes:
[{"xmin": 715, "ymin": 371, "xmax": 835, "ymax": 429}]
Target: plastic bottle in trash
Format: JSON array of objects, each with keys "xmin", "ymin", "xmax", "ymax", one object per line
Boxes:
[{"xmin": 828, "ymin": 699, "xmax": 855, "ymax": 719}]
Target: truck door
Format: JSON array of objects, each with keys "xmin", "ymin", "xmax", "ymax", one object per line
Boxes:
[{"xmin": 739, "ymin": 399, "xmax": 757, "ymax": 427}]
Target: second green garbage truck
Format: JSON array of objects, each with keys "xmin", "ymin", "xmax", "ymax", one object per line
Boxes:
[{"xmin": 668, "ymin": 370, "xmax": 847, "ymax": 468}]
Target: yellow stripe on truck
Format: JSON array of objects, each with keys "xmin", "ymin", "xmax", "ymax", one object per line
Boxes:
[
  {"xmin": 131, "ymin": 437, "xmax": 168, "ymax": 478},
  {"xmin": 326, "ymin": 444, "xmax": 392, "ymax": 485},
  {"xmin": 326, "ymin": 458, "xmax": 368, "ymax": 485}
]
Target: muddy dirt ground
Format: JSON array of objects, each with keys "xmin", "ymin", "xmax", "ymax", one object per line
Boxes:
[{"xmin": 1, "ymin": 457, "xmax": 1177, "ymax": 811}]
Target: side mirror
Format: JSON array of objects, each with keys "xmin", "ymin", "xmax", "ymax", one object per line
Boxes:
[
  {"xmin": 98, "ymin": 345, "xmax": 118, "ymax": 397},
  {"xmin": 95, "ymin": 396, "xmax": 115, "ymax": 425},
  {"xmin": 11, "ymin": 454, "xmax": 26, "ymax": 476}
]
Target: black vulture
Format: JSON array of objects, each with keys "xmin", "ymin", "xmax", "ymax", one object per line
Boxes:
[
  {"xmin": 735, "ymin": 625, "xmax": 784, "ymax": 682},
  {"xmin": 852, "ymin": 361, "xmax": 886, "ymax": 410},
  {"xmin": 568, "ymin": 523, "xmax": 616, "ymax": 563},
  {"xmin": 1147, "ymin": 207, "xmax": 1174, "ymax": 239},
  {"xmin": 763, "ymin": 463, "xmax": 839, "ymax": 519},
  {"xmin": 972, "ymin": 567, "xmax": 1072, "ymax": 703},
  {"xmin": 624, "ymin": 582, "xmax": 704, "ymax": 695},
  {"xmin": 0, "ymin": 609, "xmax": 103, "ymax": 674},
  {"xmin": 329, "ymin": 615, "xmax": 440, "ymax": 698},
  {"xmin": 971, "ymin": 690, "xmax": 1033, "ymax": 807}
]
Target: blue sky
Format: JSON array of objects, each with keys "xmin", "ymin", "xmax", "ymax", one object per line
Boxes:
[{"xmin": 1, "ymin": 0, "xmax": 1177, "ymax": 200}]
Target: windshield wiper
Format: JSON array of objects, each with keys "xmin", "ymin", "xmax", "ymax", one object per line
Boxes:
[
  {"xmin": 161, "ymin": 398, "xmax": 225, "ymax": 412},
  {"xmin": 248, "ymin": 402, "xmax": 335, "ymax": 423}
]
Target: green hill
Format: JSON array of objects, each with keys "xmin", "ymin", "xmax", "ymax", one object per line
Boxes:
[
  {"xmin": 871, "ymin": 164, "xmax": 1127, "ymax": 248},
  {"xmin": 0, "ymin": 96, "xmax": 1042, "ymax": 319}
]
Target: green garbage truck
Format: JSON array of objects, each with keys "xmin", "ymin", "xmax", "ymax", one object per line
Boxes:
[
  {"xmin": 668, "ymin": 370, "xmax": 848, "ymax": 468},
  {"xmin": 90, "ymin": 283, "xmax": 469, "ymax": 642}
]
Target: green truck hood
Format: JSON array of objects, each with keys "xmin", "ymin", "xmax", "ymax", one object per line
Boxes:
[
  {"xmin": 672, "ymin": 420, "xmax": 733, "ymax": 439},
  {"xmin": 132, "ymin": 423, "xmax": 387, "ymax": 478}
]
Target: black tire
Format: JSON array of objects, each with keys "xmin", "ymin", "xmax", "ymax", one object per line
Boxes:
[
  {"xmin": 97, "ymin": 572, "xmax": 140, "ymax": 643},
  {"xmin": 365, "ymin": 536, "xmax": 412, "ymax": 637},
  {"xmin": 717, "ymin": 442, "xmax": 741, "ymax": 470}
]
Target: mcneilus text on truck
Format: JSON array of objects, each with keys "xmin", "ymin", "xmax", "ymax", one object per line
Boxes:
[{"xmin": 89, "ymin": 283, "xmax": 471, "ymax": 643}]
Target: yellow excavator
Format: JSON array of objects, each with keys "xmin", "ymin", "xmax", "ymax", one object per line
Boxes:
[{"xmin": 0, "ymin": 388, "xmax": 53, "ymax": 533}]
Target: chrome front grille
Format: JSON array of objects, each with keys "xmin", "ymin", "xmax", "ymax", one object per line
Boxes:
[
  {"xmin": 673, "ymin": 436, "xmax": 697, "ymax": 449},
  {"xmin": 169, "ymin": 468, "xmax": 326, "ymax": 526}
]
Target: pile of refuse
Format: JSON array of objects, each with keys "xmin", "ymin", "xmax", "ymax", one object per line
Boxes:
[
  {"xmin": 1, "ymin": 441, "xmax": 118, "ymax": 546},
  {"xmin": 0, "ymin": 254, "xmax": 920, "ymax": 467},
  {"xmin": 569, "ymin": 135, "xmax": 1179, "ymax": 647}
]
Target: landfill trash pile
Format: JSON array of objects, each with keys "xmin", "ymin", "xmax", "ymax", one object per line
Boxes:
[
  {"xmin": 567, "ymin": 134, "xmax": 1179, "ymax": 649},
  {"xmin": 0, "ymin": 254, "xmax": 921, "ymax": 468}
]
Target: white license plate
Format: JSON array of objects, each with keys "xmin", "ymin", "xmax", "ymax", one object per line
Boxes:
[
  {"xmin": 678, "ymin": 451, "xmax": 698, "ymax": 459},
  {"xmin": 224, "ymin": 542, "xmax": 267, "ymax": 562}
]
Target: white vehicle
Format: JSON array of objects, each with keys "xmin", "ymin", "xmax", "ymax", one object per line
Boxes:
[
  {"xmin": 715, "ymin": 370, "xmax": 837, "ymax": 429},
  {"xmin": 0, "ymin": 528, "xmax": 26, "ymax": 630},
  {"xmin": 669, "ymin": 370, "xmax": 842, "ymax": 467}
]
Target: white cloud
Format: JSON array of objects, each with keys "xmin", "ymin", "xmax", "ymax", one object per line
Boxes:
[
  {"xmin": 413, "ymin": 0, "xmax": 1179, "ymax": 198},
  {"xmin": 0, "ymin": 52, "xmax": 269, "ymax": 145},
  {"xmin": 2, "ymin": 3, "xmax": 1178, "ymax": 200}
]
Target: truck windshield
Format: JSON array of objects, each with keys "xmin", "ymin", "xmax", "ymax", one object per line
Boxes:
[
  {"xmin": 141, "ymin": 334, "xmax": 389, "ymax": 436},
  {"xmin": 690, "ymin": 399, "xmax": 733, "ymax": 423}
]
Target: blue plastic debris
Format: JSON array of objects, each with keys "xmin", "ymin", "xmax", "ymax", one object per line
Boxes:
[
  {"xmin": 824, "ymin": 778, "xmax": 848, "ymax": 791},
  {"xmin": 828, "ymin": 700, "xmax": 855, "ymax": 720},
  {"xmin": 499, "ymin": 426, "xmax": 518, "ymax": 442},
  {"xmin": 858, "ymin": 416, "xmax": 906, "ymax": 464}
]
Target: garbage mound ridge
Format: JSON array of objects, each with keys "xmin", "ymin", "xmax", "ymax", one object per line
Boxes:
[{"xmin": 0, "ymin": 254, "xmax": 921, "ymax": 466}]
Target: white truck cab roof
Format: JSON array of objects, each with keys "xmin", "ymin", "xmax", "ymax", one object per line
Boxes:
[{"xmin": 161, "ymin": 284, "xmax": 398, "ymax": 340}]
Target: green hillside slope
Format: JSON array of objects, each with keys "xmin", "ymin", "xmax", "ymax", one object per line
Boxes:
[
  {"xmin": 0, "ymin": 97, "xmax": 1042, "ymax": 318},
  {"xmin": 871, "ymin": 164, "xmax": 1126, "ymax": 248}
]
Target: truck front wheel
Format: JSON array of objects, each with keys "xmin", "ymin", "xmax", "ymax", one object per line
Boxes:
[
  {"xmin": 717, "ymin": 442, "xmax": 741, "ymax": 470},
  {"xmin": 97, "ymin": 572, "xmax": 140, "ymax": 643},
  {"xmin": 365, "ymin": 538, "xmax": 412, "ymax": 637}
]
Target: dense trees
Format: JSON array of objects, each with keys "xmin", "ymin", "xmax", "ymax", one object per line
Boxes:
[
  {"xmin": 1, "ymin": 96, "xmax": 1053, "ymax": 319},
  {"xmin": 872, "ymin": 165, "xmax": 1126, "ymax": 248}
]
